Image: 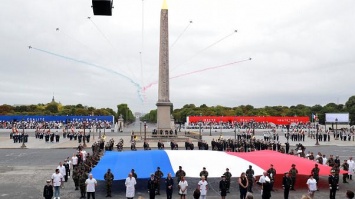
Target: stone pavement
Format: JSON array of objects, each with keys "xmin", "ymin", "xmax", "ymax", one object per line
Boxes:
[
  {"xmin": 1, "ymin": 128, "xmax": 355, "ymax": 199},
  {"xmin": 1, "ymin": 128, "xmax": 354, "ymax": 149}
]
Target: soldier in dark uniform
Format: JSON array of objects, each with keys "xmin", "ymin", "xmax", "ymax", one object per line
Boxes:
[
  {"xmin": 282, "ymin": 172, "xmax": 292, "ymax": 199},
  {"xmin": 219, "ymin": 175, "xmax": 228, "ymax": 199},
  {"xmin": 63, "ymin": 160, "xmax": 70, "ymax": 182},
  {"xmin": 154, "ymin": 167, "xmax": 164, "ymax": 195},
  {"xmin": 246, "ymin": 165, "xmax": 254, "ymax": 193},
  {"xmin": 267, "ymin": 164, "xmax": 276, "ymax": 191},
  {"xmin": 311, "ymin": 164, "xmax": 320, "ymax": 188},
  {"xmin": 175, "ymin": 166, "xmax": 186, "ymax": 183},
  {"xmin": 335, "ymin": 155, "xmax": 341, "ymax": 166},
  {"xmin": 223, "ymin": 168, "xmax": 232, "ymax": 193},
  {"xmin": 342, "ymin": 159, "xmax": 349, "ymax": 183},
  {"xmin": 131, "ymin": 169, "xmax": 137, "ymax": 179},
  {"xmin": 104, "ymin": 168, "xmax": 114, "ymax": 197},
  {"xmin": 285, "ymin": 142, "xmax": 290, "ymax": 154},
  {"xmin": 148, "ymin": 173, "xmax": 158, "ymax": 199},
  {"xmin": 327, "ymin": 155, "xmax": 335, "ymax": 167},
  {"xmin": 43, "ymin": 180, "xmax": 53, "ymax": 199},
  {"xmin": 199, "ymin": 167, "xmax": 209, "ymax": 181},
  {"xmin": 72, "ymin": 167, "xmax": 79, "ymax": 190},
  {"xmin": 289, "ymin": 164, "xmax": 298, "ymax": 190},
  {"xmin": 332, "ymin": 164, "xmax": 340, "ymax": 181},
  {"xmin": 329, "ymin": 170, "xmax": 339, "ymax": 199},
  {"xmin": 165, "ymin": 173, "xmax": 174, "ymax": 199}
]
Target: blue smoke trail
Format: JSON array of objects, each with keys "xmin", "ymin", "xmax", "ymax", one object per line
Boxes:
[{"xmin": 30, "ymin": 46, "xmax": 144, "ymax": 103}]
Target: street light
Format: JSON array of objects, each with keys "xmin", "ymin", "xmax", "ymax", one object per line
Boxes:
[
  {"xmin": 21, "ymin": 119, "xmax": 26, "ymax": 148},
  {"xmin": 286, "ymin": 123, "xmax": 290, "ymax": 144},
  {"xmin": 144, "ymin": 121, "xmax": 147, "ymax": 140},
  {"xmin": 198, "ymin": 121, "xmax": 202, "ymax": 140},
  {"xmin": 234, "ymin": 123, "xmax": 237, "ymax": 140},
  {"xmin": 83, "ymin": 121, "xmax": 87, "ymax": 148},
  {"xmin": 209, "ymin": 122, "xmax": 212, "ymax": 136},
  {"xmin": 315, "ymin": 121, "xmax": 319, "ymax": 145},
  {"xmin": 140, "ymin": 121, "xmax": 142, "ymax": 139},
  {"xmin": 99, "ymin": 122, "xmax": 102, "ymax": 139},
  {"xmin": 335, "ymin": 118, "xmax": 338, "ymax": 139}
]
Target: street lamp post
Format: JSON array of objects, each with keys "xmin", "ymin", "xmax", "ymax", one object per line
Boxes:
[
  {"xmin": 83, "ymin": 121, "xmax": 87, "ymax": 148},
  {"xmin": 144, "ymin": 121, "xmax": 147, "ymax": 140},
  {"xmin": 199, "ymin": 121, "xmax": 202, "ymax": 140},
  {"xmin": 252, "ymin": 120, "xmax": 255, "ymax": 136},
  {"xmin": 209, "ymin": 122, "xmax": 212, "ymax": 136},
  {"xmin": 21, "ymin": 120, "xmax": 26, "ymax": 148},
  {"xmin": 140, "ymin": 122, "xmax": 142, "ymax": 139},
  {"xmin": 99, "ymin": 122, "xmax": 102, "ymax": 139},
  {"xmin": 335, "ymin": 118, "xmax": 338, "ymax": 139},
  {"xmin": 234, "ymin": 124, "xmax": 237, "ymax": 140},
  {"xmin": 315, "ymin": 121, "xmax": 319, "ymax": 145},
  {"xmin": 103, "ymin": 122, "xmax": 106, "ymax": 137},
  {"xmin": 286, "ymin": 125, "xmax": 290, "ymax": 144}
]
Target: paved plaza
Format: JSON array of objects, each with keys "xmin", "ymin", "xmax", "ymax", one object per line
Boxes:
[{"xmin": 0, "ymin": 126, "xmax": 355, "ymax": 199}]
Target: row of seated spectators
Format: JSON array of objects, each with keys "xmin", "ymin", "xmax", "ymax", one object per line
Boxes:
[
  {"xmin": 0, "ymin": 120, "xmax": 113, "ymax": 129},
  {"xmin": 185, "ymin": 121, "xmax": 317, "ymax": 130}
]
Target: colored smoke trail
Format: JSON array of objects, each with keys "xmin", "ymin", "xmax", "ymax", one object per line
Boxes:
[
  {"xmin": 30, "ymin": 46, "xmax": 144, "ymax": 103},
  {"xmin": 143, "ymin": 58, "xmax": 251, "ymax": 91}
]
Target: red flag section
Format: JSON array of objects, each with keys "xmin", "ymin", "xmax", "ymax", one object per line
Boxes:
[
  {"xmin": 227, "ymin": 150, "xmax": 344, "ymax": 176},
  {"xmin": 188, "ymin": 116, "xmax": 309, "ymax": 125}
]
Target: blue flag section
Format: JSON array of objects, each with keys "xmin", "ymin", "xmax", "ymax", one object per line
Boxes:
[{"xmin": 91, "ymin": 150, "xmax": 175, "ymax": 180}]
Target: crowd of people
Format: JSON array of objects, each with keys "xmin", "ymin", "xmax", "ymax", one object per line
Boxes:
[
  {"xmin": 39, "ymin": 134, "xmax": 355, "ymax": 199},
  {"xmin": 1, "ymin": 120, "xmax": 113, "ymax": 130},
  {"xmin": 44, "ymin": 141, "xmax": 104, "ymax": 199}
]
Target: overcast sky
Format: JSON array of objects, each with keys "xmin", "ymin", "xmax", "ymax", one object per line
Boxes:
[{"xmin": 1, "ymin": 0, "xmax": 354, "ymax": 113}]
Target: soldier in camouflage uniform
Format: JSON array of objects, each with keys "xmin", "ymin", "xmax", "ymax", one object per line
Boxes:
[
  {"xmin": 289, "ymin": 164, "xmax": 298, "ymax": 190},
  {"xmin": 199, "ymin": 167, "xmax": 209, "ymax": 181},
  {"xmin": 72, "ymin": 167, "xmax": 79, "ymax": 190},
  {"xmin": 223, "ymin": 168, "xmax": 232, "ymax": 193},
  {"xmin": 104, "ymin": 168, "xmax": 114, "ymax": 197},
  {"xmin": 154, "ymin": 167, "xmax": 164, "ymax": 195},
  {"xmin": 79, "ymin": 170, "xmax": 88, "ymax": 198}
]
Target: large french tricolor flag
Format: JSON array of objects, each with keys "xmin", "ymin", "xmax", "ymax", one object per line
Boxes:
[{"xmin": 91, "ymin": 150, "xmax": 335, "ymax": 180}]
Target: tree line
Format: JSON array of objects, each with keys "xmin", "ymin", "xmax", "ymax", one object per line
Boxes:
[
  {"xmin": 0, "ymin": 102, "xmax": 135, "ymax": 124},
  {"xmin": 141, "ymin": 95, "xmax": 355, "ymax": 125}
]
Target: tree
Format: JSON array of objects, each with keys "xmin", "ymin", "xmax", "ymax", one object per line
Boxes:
[
  {"xmin": 117, "ymin": 104, "xmax": 135, "ymax": 124},
  {"xmin": 0, "ymin": 104, "xmax": 14, "ymax": 115},
  {"xmin": 45, "ymin": 103, "xmax": 59, "ymax": 114}
]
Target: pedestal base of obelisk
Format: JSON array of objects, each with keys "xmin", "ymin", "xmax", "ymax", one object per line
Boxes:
[{"xmin": 156, "ymin": 102, "xmax": 173, "ymax": 132}]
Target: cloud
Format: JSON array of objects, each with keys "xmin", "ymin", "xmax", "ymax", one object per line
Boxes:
[{"xmin": 0, "ymin": 0, "xmax": 354, "ymax": 113}]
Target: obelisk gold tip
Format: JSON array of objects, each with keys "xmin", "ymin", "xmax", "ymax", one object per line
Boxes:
[{"xmin": 162, "ymin": 0, "xmax": 168, "ymax": 10}]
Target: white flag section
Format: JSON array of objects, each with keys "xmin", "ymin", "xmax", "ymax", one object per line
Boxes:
[{"xmin": 165, "ymin": 150, "xmax": 265, "ymax": 178}]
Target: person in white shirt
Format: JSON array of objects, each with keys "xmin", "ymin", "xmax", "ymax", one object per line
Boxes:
[
  {"xmin": 51, "ymin": 169, "xmax": 63, "ymax": 199},
  {"xmin": 125, "ymin": 173, "xmax": 137, "ymax": 199},
  {"xmin": 72, "ymin": 153, "xmax": 78, "ymax": 170},
  {"xmin": 81, "ymin": 150, "xmax": 87, "ymax": 161},
  {"xmin": 85, "ymin": 174, "xmax": 97, "ymax": 199},
  {"xmin": 322, "ymin": 155, "xmax": 328, "ymax": 166},
  {"xmin": 348, "ymin": 157, "xmax": 355, "ymax": 180},
  {"xmin": 258, "ymin": 172, "xmax": 270, "ymax": 195},
  {"xmin": 57, "ymin": 162, "xmax": 66, "ymax": 187},
  {"xmin": 306, "ymin": 175, "xmax": 317, "ymax": 198},
  {"xmin": 198, "ymin": 175, "xmax": 208, "ymax": 199},
  {"xmin": 178, "ymin": 176, "xmax": 188, "ymax": 199}
]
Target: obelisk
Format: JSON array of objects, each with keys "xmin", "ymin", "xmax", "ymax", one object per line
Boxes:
[{"xmin": 156, "ymin": 0, "xmax": 173, "ymax": 132}]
